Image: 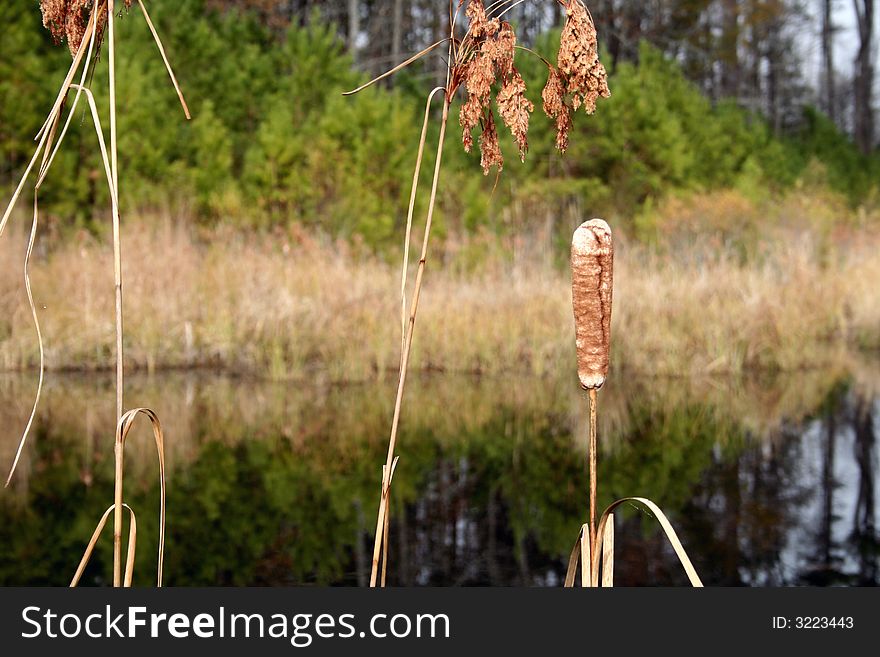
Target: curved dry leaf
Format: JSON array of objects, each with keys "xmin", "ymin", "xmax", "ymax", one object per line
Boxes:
[
  {"xmin": 116, "ymin": 407, "xmax": 167, "ymax": 587},
  {"xmin": 3, "ymin": 15, "xmax": 100, "ymax": 487},
  {"xmin": 564, "ymin": 498, "xmax": 702, "ymax": 588},
  {"xmin": 70, "ymin": 503, "xmax": 137, "ymax": 587},
  {"xmin": 70, "ymin": 407, "xmax": 168, "ymax": 587},
  {"xmin": 593, "ymin": 497, "xmax": 703, "ymax": 587}
]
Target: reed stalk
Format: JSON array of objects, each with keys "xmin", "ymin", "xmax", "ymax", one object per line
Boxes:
[
  {"xmin": 349, "ymin": 0, "xmax": 611, "ymax": 586},
  {"xmin": 71, "ymin": 408, "xmax": 167, "ymax": 587},
  {"xmin": 3, "ymin": 0, "xmax": 187, "ymax": 587},
  {"xmin": 106, "ymin": 0, "xmax": 127, "ymax": 587},
  {"xmin": 369, "ymin": 95, "xmax": 452, "ymax": 588}
]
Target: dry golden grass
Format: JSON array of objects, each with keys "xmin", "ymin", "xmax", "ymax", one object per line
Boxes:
[{"xmin": 0, "ymin": 197, "xmax": 878, "ymax": 382}]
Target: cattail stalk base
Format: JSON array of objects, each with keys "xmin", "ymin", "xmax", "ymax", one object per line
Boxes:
[{"xmin": 588, "ymin": 387, "xmax": 597, "ymax": 553}]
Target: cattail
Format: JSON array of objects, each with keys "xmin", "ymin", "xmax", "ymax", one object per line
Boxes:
[{"xmin": 571, "ymin": 219, "xmax": 613, "ymax": 390}]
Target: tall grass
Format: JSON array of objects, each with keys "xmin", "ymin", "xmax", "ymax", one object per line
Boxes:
[{"xmin": 1, "ymin": 199, "xmax": 877, "ymax": 381}]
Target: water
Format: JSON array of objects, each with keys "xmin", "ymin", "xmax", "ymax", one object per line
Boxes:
[{"xmin": 0, "ymin": 366, "xmax": 877, "ymax": 586}]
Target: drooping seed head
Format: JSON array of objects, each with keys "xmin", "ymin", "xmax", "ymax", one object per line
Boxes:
[
  {"xmin": 39, "ymin": 0, "xmax": 133, "ymax": 56},
  {"xmin": 541, "ymin": 1, "xmax": 611, "ymax": 153},
  {"xmin": 558, "ymin": 0, "xmax": 611, "ymax": 115},
  {"xmin": 571, "ymin": 219, "xmax": 613, "ymax": 390}
]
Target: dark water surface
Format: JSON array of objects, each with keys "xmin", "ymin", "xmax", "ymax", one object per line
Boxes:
[{"xmin": 0, "ymin": 366, "xmax": 877, "ymax": 586}]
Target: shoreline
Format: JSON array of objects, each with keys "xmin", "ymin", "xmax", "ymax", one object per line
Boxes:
[{"xmin": 2, "ymin": 205, "xmax": 879, "ymax": 382}]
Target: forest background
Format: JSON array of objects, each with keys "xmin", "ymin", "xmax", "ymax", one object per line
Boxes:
[{"xmin": 1, "ymin": 0, "xmax": 879, "ymax": 380}]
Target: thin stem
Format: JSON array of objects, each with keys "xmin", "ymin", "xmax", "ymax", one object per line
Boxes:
[
  {"xmin": 66, "ymin": 94, "xmax": 124, "ymax": 580},
  {"xmin": 108, "ymin": 0, "xmax": 125, "ymax": 588},
  {"xmin": 33, "ymin": 0, "xmax": 103, "ymax": 144},
  {"xmin": 380, "ymin": 477, "xmax": 391, "ymax": 587},
  {"xmin": 494, "ymin": 0, "xmax": 530, "ymax": 20},
  {"xmin": 514, "ymin": 45, "xmax": 552, "ymax": 68},
  {"xmin": 588, "ymin": 387, "xmax": 598, "ymax": 557},
  {"xmin": 370, "ymin": 96, "xmax": 451, "ymax": 587},
  {"xmin": 113, "ymin": 435, "xmax": 124, "ymax": 587},
  {"xmin": 65, "ymin": 82, "xmax": 125, "ymax": 583},
  {"xmin": 0, "ymin": 3, "xmax": 100, "ymax": 237},
  {"xmin": 449, "ymin": 0, "xmax": 461, "ymax": 63},
  {"xmin": 343, "ymin": 40, "xmax": 450, "ymax": 96},
  {"xmin": 137, "ymin": 0, "xmax": 191, "ymax": 119},
  {"xmin": 3, "ymin": 11, "xmax": 99, "ymax": 487},
  {"xmin": 400, "ymin": 87, "xmax": 445, "ymax": 360}
]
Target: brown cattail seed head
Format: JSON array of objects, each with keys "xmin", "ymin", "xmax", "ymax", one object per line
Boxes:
[{"xmin": 571, "ymin": 219, "xmax": 613, "ymax": 390}]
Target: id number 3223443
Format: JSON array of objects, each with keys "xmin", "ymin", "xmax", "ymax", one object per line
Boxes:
[{"xmin": 772, "ymin": 617, "xmax": 854, "ymax": 630}]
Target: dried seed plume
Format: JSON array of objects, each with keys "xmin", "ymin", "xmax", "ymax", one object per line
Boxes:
[
  {"xmin": 542, "ymin": 66, "xmax": 572, "ymax": 153},
  {"xmin": 558, "ymin": 0, "xmax": 611, "ymax": 113},
  {"xmin": 497, "ymin": 66, "xmax": 534, "ymax": 162},
  {"xmin": 571, "ymin": 219, "xmax": 613, "ymax": 390},
  {"xmin": 456, "ymin": 1, "xmax": 610, "ymax": 166},
  {"xmin": 542, "ymin": 1, "xmax": 611, "ymax": 152},
  {"xmin": 458, "ymin": 1, "xmax": 534, "ymax": 174},
  {"xmin": 40, "ymin": 0, "xmax": 133, "ymax": 56},
  {"xmin": 479, "ymin": 110, "xmax": 504, "ymax": 174}
]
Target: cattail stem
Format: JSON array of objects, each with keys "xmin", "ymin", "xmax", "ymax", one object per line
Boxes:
[
  {"xmin": 588, "ymin": 387, "xmax": 597, "ymax": 558},
  {"xmin": 370, "ymin": 95, "xmax": 451, "ymax": 587}
]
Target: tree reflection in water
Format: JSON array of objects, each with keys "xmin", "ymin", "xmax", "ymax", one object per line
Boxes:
[{"xmin": 0, "ymin": 367, "xmax": 877, "ymax": 586}]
